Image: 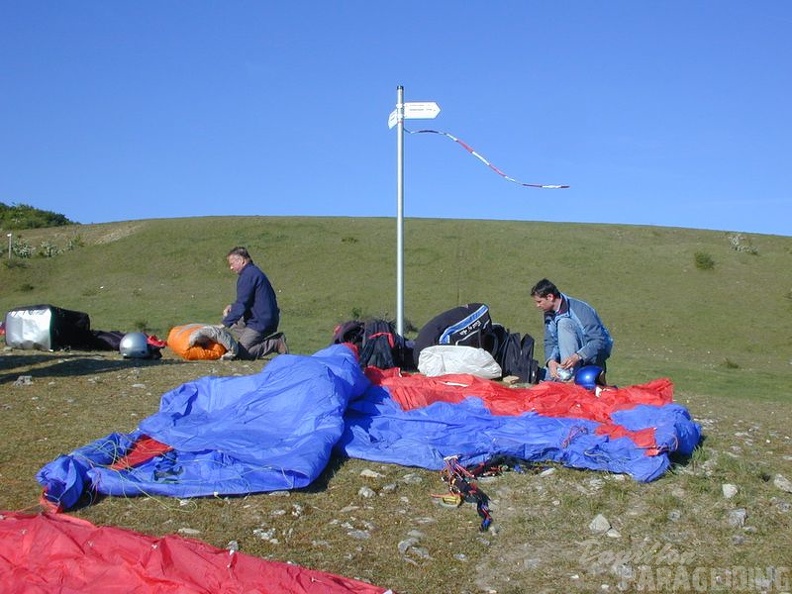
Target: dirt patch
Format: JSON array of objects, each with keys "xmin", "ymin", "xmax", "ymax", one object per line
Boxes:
[{"xmin": 92, "ymin": 222, "xmax": 144, "ymax": 244}]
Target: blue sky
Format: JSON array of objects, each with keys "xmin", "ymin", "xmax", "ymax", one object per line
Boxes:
[{"xmin": 2, "ymin": 2, "xmax": 790, "ymax": 236}]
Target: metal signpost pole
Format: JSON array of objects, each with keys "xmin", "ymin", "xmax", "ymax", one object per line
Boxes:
[
  {"xmin": 395, "ymin": 86, "xmax": 405, "ymax": 336},
  {"xmin": 388, "ymin": 88, "xmax": 440, "ymax": 337}
]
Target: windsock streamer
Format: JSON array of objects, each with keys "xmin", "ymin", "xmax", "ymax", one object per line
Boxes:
[{"xmin": 406, "ymin": 127, "xmax": 569, "ymax": 189}]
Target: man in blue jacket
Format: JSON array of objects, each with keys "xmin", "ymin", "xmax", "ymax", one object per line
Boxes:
[
  {"xmin": 530, "ymin": 278, "xmax": 612, "ymax": 381},
  {"xmin": 222, "ymin": 246, "xmax": 287, "ymax": 359}
]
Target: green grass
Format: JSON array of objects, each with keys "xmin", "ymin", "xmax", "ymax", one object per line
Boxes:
[
  {"xmin": 1, "ymin": 217, "xmax": 791, "ymax": 593},
  {"xmin": 3, "ymin": 217, "xmax": 790, "ymax": 395}
]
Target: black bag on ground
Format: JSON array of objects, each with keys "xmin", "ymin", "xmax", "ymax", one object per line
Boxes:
[
  {"xmin": 489, "ymin": 323, "xmax": 541, "ymax": 384},
  {"xmin": 90, "ymin": 330, "xmax": 127, "ymax": 351},
  {"xmin": 331, "ymin": 318, "xmax": 412, "ymax": 370},
  {"xmin": 413, "ymin": 303, "xmax": 493, "ymax": 367},
  {"xmin": 359, "ymin": 319, "xmax": 399, "ymax": 370}
]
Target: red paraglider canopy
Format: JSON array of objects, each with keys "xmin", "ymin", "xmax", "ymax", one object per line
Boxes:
[{"xmin": 0, "ymin": 511, "xmax": 392, "ymax": 594}]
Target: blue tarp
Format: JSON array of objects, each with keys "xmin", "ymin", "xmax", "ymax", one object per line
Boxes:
[
  {"xmin": 37, "ymin": 345, "xmax": 701, "ymax": 511},
  {"xmin": 339, "ymin": 385, "xmax": 700, "ymax": 481},
  {"xmin": 37, "ymin": 346, "xmax": 368, "ymax": 509}
]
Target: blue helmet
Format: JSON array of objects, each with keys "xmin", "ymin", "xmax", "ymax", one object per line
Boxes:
[{"xmin": 575, "ymin": 365, "xmax": 606, "ymax": 390}]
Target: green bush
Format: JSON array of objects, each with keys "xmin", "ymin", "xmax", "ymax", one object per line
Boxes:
[
  {"xmin": 38, "ymin": 241, "xmax": 63, "ymax": 258},
  {"xmin": 0, "ymin": 202, "xmax": 76, "ymax": 229},
  {"xmin": 11, "ymin": 238, "xmax": 33, "ymax": 258},
  {"xmin": 694, "ymin": 250, "xmax": 715, "ymax": 270}
]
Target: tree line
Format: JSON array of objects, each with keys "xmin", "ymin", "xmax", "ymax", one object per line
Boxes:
[{"xmin": 0, "ymin": 202, "xmax": 76, "ymax": 230}]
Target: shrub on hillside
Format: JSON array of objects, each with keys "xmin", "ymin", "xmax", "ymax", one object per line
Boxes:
[
  {"xmin": 694, "ymin": 251, "xmax": 715, "ymax": 270},
  {"xmin": 11, "ymin": 238, "xmax": 33, "ymax": 258}
]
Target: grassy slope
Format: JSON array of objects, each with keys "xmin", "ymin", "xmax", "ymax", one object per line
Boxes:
[
  {"xmin": 2, "ymin": 219, "xmax": 791, "ymax": 593},
  {"xmin": 2, "ymin": 217, "xmax": 790, "ymax": 397}
]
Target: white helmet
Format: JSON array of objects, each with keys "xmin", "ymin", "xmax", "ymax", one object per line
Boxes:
[{"xmin": 120, "ymin": 332, "xmax": 149, "ymax": 358}]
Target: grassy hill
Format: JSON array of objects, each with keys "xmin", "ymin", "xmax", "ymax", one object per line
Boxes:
[
  {"xmin": 2, "ymin": 216, "xmax": 790, "ymax": 398},
  {"xmin": 2, "ymin": 217, "xmax": 791, "ymax": 593}
]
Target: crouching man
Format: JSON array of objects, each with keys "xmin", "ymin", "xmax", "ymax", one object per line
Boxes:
[
  {"xmin": 530, "ymin": 278, "xmax": 612, "ymax": 381},
  {"xmin": 222, "ymin": 246, "xmax": 288, "ymax": 359}
]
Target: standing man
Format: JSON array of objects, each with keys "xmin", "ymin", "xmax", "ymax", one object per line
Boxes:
[
  {"xmin": 222, "ymin": 246, "xmax": 287, "ymax": 359},
  {"xmin": 530, "ymin": 278, "xmax": 612, "ymax": 381}
]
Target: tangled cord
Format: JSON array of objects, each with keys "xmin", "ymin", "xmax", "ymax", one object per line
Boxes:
[{"xmin": 432, "ymin": 455, "xmax": 493, "ymax": 531}]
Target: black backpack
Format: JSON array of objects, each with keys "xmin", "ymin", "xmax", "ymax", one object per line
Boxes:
[
  {"xmin": 359, "ymin": 319, "xmax": 398, "ymax": 369},
  {"xmin": 331, "ymin": 319, "xmax": 412, "ymax": 370},
  {"xmin": 490, "ymin": 324, "xmax": 540, "ymax": 384}
]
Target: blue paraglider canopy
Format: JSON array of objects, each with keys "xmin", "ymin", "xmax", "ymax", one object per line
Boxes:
[{"xmin": 37, "ymin": 344, "xmax": 701, "ymax": 511}]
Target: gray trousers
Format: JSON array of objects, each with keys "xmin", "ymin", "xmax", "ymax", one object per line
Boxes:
[{"xmin": 228, "ymin": 322, "xmax": 282, "ymax": 360}]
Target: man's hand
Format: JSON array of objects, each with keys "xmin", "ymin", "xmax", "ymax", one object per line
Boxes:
[
  {"xmin": 222, "ymin": 304, "xmax": 232, "ymax": 317},
  {"xmin": 560, "ymin": 353, "xmax": 582, "ymax": 369}
]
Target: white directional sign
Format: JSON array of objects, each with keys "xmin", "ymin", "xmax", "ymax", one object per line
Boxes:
[
  {"xmin": 388, "ymin": 101, "xmax": 441, "ymax": 129},
  {"xmin": 388, "ymin": 110, "xmax": 397, "ymax": 129},
  {"xmin": 404, "ymin": 101, "xmax": 441, "ymax": 119}
]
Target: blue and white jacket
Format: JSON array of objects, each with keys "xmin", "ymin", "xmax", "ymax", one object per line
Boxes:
[{"xmin": 543, "ymin": 293, "xmax": 613, "ymax": 365}]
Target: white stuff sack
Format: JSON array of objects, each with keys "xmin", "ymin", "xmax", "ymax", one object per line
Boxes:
[
  {"xmin": 417, "ymin": 345, "xmax": 502, "ymax": 379},
  {"xmin": 4, "ymin": 307, "xmax": 54, "ymax": 350}
]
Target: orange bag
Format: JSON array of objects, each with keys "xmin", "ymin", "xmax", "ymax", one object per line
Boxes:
[{"xmin": 167, "ymin": 324, "xmax": 228, "ymax": 360}]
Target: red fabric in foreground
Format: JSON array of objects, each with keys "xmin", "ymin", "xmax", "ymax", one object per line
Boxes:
[
  {"xmin": 0, "ymin": 511, "xmax": 391, "ymax": 594},
  {"xmin": 365, "ymin": 368, "xmax": 674, "ymax": 452}
]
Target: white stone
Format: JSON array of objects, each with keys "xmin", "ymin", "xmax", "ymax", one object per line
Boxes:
[
  {"xmin": 358, "ymin": 486, "xmax": 376, "ymax": 498},
  {"xmin": 589, "ymin": 514, "xmax": 611, "ymax": 533},
  {"xmin": 727, "ymin": 508, "xmax": 747, "ymax": 528},
  {"xmin": 177, "ymin": 527, "xmax": 201, "ymax": 535},
  {"xmin": 722, "ymin": 483, "xmax": 738, "ymax": 498},
  {"xmin": 774, "ymin": 474, "xmax": 792, "ymax": 493}
]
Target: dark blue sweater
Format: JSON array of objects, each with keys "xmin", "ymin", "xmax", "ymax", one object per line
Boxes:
[{"xmin": 222, "ymin": 262, "xmax": 280, "ymax": 335}]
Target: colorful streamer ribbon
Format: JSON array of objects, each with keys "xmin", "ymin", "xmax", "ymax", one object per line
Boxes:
[{"xmin": 406, "ymin": 128, "xmax": 569, "ymax": 189}]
